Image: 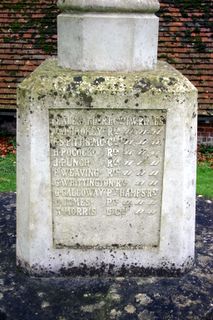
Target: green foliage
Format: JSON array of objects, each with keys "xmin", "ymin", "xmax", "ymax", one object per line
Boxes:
[
  {"xmin": 10, "ymin": 21, "xmax": 22, "ymax": 32},
  {"xmin": 0, "ymin": 154, "xmax": 16, "ymax": 192},
  {"xmin": 3, "ymin": 37, "xmax": 11, "ymax": 43},
  {"xmin": 199, "ymin": 145, "xmax": 213, "ymax": 157},
  {"xmin": 197, "ymin": 162, "xmax": 213, "ymax": 199},
  {"xmin": 193, "ymin": 35, "xmax": 207, "ymax": 52},
  {"xmin": 176, "ymin": 0, "xmax": 210, "ymax": 13}
]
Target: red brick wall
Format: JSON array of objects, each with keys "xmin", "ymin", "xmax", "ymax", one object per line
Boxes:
[
  {"xmin": 0, "ymin": 0, "xmax": 212, "ymax": 115},
  {"xmin": 0, "ymin": 0, "xmax": 58, "ymax": 109},
  {"xmin": 198, "ymin": 122, "xmax": 213, "ymax": 145}
]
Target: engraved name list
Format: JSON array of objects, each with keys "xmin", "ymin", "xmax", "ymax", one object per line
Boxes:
[{"xmin": 49, "ymin": 109, "xmax": 166, "ymax": 248}]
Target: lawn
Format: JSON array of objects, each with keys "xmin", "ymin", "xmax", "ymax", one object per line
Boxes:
[
  {"xmin": 0, "ymin": 134, "xmax": 16, "ymax": 192},
  {"xmin": 197, "ymin": 145, "xmax": 213, "ymax": 199},
  {"xmin": 0, "ymin": 135, "xmax": 212, "ymax": 198},
  {"xmin": 197, "ymin": 161, "xmax": 213, "ymax": 199},
  {"xmin": 0, "ymin": 153, "xmax": 16, "ymax": 192}
]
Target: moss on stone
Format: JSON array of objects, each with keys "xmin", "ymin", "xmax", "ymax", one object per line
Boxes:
[{"xmin": 18, "ymin": 58, "xmax": 196, "ymax": 104}]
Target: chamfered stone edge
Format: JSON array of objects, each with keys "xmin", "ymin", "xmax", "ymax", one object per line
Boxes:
[{"xmin": 16, "ymin": 58, "xmax": 197, "ymax": 275}]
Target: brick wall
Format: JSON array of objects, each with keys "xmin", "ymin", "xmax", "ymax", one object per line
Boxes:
[
  {"xmin": 0, "ymin": 0, "xmax": 58, "ymax": 109},
  {"xmin": 198, "ymin": 119, "xmax": 213, "ymax": 146},
  {"xmin": 157, "ymin": 0, "xmax": 212, "ymax": 116},
  {"xmin": 0, "ymin": 0, "xmax": 212, "ymax": 116}
]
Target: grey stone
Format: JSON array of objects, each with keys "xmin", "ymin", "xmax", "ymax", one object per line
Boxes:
[
  {"xmin": 16, "ymin": 59, "xmax": 197, "ymax": 275},
  {"xmin": 57, "ymin": 0, "xmax": 160, "ymax": 13},
  {"xmin": 110, "ymin": 309, "xmax": 122, "ymax": 319},
  {"xmin": 138, "ymin": 310, "xmax": 156, "ymax": 320},
  {"xmin": 57, "ymin": 0, "xmax": 159, "ymax": 71},
  {"xmin": 124, "ymin": 304, "xmax": 136, "ymax": 314},
  {"xmin": 80, "ymin": 301, "xmax": 105, "ymax": 313},
  {"xmin": 57, "ymin": 13, "xmax": 159, "ymax": 71},
  {"xmin": 135, "ymin": 293, "xmax": 153, "ymax": 305}
]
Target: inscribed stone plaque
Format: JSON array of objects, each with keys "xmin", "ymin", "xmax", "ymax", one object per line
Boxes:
[{"xmin": 49, "ymin": 109, "xmax": 166, "ymax": 248}]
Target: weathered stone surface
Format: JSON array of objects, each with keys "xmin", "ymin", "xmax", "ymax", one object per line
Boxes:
[
  {"xmin": 57, "ymin": 13, "xmax": 159, "ymax": 71},
  {"xmin": 57, "ymin": 0, "xmax": 159, "ymax": 71},
  {"xmin": 50, "ymin": 108, "xmax": 166, "ymax": 248},
  {"xmin": 17, "ymin": 59, "xmax": 197, "ymax": 275},
  {"xmin": 57, "ymin": 0, "xmax": 160, "ymax": 13}
]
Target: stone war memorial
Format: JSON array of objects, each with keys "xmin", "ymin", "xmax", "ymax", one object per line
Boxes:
[{"xmin": 17, "ymin": 0, "xmax": 197, "ymax": 275}]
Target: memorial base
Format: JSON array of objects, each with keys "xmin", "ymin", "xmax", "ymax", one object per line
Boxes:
[{"xmin": 17, "ymin": 59, "xmax": 197, "ymax": 275}]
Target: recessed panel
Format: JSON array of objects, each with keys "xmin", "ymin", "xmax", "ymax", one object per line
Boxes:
[{"xmin": 49, "ymin": 109, "xmax": 166, "ymax": 248}]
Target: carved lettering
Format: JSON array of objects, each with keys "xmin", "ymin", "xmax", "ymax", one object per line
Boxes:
[{"xmin": 49, "ymin": 109, "xmax": 166, "ymax": 248}]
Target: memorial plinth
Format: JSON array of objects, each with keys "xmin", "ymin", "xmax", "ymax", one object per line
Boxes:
[
  {"xmin": 17, "ymin": 59, "xmax": 197, "ymax": 275},
  {"xmin": 17, "ymin": 0, "xmax": 197, "ymax": 275}
]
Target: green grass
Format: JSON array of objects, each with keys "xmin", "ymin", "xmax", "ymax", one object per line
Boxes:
[
  {"xmin": 0, "ymin": 154, "xmax": 16, "ymax": 192},
  {"xmin": 197, "ymin": 161, "xmax": 213, "ymax": 199}
]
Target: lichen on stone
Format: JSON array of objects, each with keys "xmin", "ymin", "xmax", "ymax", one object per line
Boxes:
[{"xmin": 18, "ymin": 58, "xmax": 197, "ymax": 107}]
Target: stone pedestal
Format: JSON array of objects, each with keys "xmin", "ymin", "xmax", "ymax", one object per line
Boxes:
[
  {"xmin": 57, "ymin": 0, "xmax": 159, "ymax": 71},
  {"xmin": 17, "ymin": 59, "xmax": 197, "ymax": 275},
  {"xmin": 17, "ymin": 0, "xmax": 197, "ymax": 276},
  {"xmin": 58, "ymin": 13, "xmax": 159, "ymax": 71}
]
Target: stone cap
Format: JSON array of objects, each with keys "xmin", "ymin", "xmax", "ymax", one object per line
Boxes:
[
  {"xmin": 18, "ymin": 59, "xmax": 197, "ymax": 100},
  {"xmin": 57, "ymin": 0, "xmax": 160, "ymax": 13}
]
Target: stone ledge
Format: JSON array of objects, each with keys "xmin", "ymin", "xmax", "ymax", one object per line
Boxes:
[
  {"xmin": 57, "ymin": 0, "xmax": 160, "ymax": 13},
  {"xmin": 18, "ymin": 59, "xmax": 197, "ymax": 102}
]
